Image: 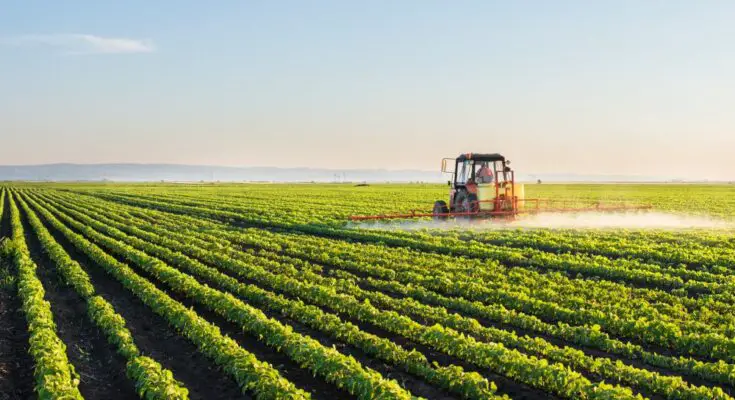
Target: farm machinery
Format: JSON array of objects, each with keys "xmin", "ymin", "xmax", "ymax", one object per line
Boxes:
[{"xmin": 349, "ymin": 153, "xmax": 652, "ymax": 222}]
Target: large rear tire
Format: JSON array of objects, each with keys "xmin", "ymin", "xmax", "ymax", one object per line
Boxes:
[
  {"xmin": 454, "ymin": 191, "xmax": 479, "ymax": 221},
  {"xmin": 433, "ymin": 200, "xmax": 449, "ymax": 221}
]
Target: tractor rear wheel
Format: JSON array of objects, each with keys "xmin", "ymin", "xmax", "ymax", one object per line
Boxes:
[
  {"xmin": 454, "ymin": 191, "xmax": 479, "ymax": 220},
  {"xmin": 432, "ymin": 200, "xmax": 449, "ymax": 221}
]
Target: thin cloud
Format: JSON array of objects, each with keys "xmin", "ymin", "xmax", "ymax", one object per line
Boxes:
[{"xmin": 0, "ymin": 33, "xmax": 155, "ymax": 55}]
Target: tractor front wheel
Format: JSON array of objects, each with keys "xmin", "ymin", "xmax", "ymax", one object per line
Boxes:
[{"xmin": 433, "ymin": 200, "xmax": 449, "ymax": 221}]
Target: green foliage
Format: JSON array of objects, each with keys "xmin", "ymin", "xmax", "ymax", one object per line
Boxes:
[
  {"xmin": 38, "ymin": 192, "xmax": 502, "ymax": 400},
  {"xmin": 6, "ymin": 192, "xmax": 83, "ymax": 399},
  {"xmin": 16, "ymin": 193, "xmax": 190, "ymax": 399},
  {"xmin": 4, "ymin": 182, "xmax": 735, "ymax": 400},
  {"xmin": 24, "ymin": 193, "xmax": 311, "ymax": 400},
  {"xmin": 27, "ymin": 194, "xmax": 414, "ymax": 400},
  {"xmin": 127, "ymin": 356, "xmax": 190, "ymax": 400}
]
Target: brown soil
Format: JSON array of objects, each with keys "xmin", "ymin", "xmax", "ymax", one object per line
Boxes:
[
  {"xmin": 45, "ymin": 195, "xmax": 463, "ymax": 399},
  {"xmin": 19, "ymin": 203, "xmax": 138, "ymax": 399},
  {"xmin": 30, "ymin": 199, "xmax": 249, "ymax": 400},
  {"xmin": 36, "ymin": 197, "xmax": 355, "ymax": 399},
  {"xmin": 0, "ymin": 193, "xmax": 34, "ymax": 400}
]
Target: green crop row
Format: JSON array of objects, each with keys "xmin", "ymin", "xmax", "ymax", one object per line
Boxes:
[
  {"xmin": 76, "ymin": 189, "xmax": 735, "ymax": 335},
  {"xmin": 24, "ymin": 184, "xmax": 735, "ymax": 399},
  {"xmin": 23, "ymin": 193, "xmax": 416, "ymax": 400},
  {"xmin": 438, "ymin": 229, "xmax": 735, "ymax": 275},
  {"xmin": 34, "ymin": 192, "xmax": 645, "ymax": 400},
  {"xmin": 44, "ymin": 189, "xmax": 735, "ymax": 389},
  {"xmin": 46, "ymin": 191, "xmax": 734, "ymax": 400},
  {"xmin": 233, "ymin": 227, "xmax": 731, "ymax": 332},
  {"xmin": 15, "ymin": 193, "xmax": 190, "ymax": 399},
  {"xmin": 36, "ymin": 192, "xmax": 506, "ymax": 400},
  {"xmin": 279, "ymin": 225, "xmax": 735, "ymax": 360},
  {"xmin": 21, "ymin": 192, "xmax": 311, "ymax": 400},
  {"xmin": 5, "ymin": 192, "xmax": 83, "ymax": 399},
  {"xmin": 373, "ymin": 227, "xmax": 734, "ymax": 290}
]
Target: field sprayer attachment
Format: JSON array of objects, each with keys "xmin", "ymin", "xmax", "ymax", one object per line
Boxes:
[{"xmin": 349, "ymin": 153, "xmax": 653, "ymax": 222}]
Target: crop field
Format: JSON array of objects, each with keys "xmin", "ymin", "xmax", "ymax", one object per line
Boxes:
[{"xmin": 1, "ymin": 182, "xmax": 735, "ymax": 400}]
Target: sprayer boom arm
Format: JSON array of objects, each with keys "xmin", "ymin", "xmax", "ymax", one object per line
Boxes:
[{"xmin": 348, "ymin": 199, "xmax": 653, "ymax": 221}]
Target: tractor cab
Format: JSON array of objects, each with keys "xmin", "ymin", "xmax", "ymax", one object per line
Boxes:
[{"xmin": 435, "ymin": 153, "xmax": 523, "ymax": 219}]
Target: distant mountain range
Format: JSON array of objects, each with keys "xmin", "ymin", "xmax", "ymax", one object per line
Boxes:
[{"xmin": 0, "ymin": 163, "xmax": 711, "ymax": 183}]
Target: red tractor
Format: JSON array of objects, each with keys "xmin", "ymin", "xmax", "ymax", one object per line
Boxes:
[
  {"xmin": 349, "ymin": 152, "xmax": 651, "ymax": 222},
  {"xmin": 433, "ymin": 153, "xmax": 521, "ymax": 220}
]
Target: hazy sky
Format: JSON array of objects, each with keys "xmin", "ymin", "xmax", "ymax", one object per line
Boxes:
[{"xmin": 2, "ymin": 1, "xmax": 734, "ymax": 180}]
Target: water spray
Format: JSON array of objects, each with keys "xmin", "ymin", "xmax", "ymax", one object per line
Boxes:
[{"xmin": 349, "ymin": 211, "xmax": 734, "ymax": 232}]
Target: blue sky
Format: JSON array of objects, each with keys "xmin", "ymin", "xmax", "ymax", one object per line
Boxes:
[{"xmin": 1, "ymin": 1, "xmax": 734, "ymax": 180}]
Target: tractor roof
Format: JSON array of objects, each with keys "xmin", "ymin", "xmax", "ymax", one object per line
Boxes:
[{"xmin": 456, "ymin": 153, "xmax": 505, "ymax": 162}]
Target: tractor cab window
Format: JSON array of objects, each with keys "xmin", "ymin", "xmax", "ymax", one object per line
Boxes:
[
  {"xmin": 456, "ymin": 160, "xmax": 473, "ymax": 185},
  {"xmin": 475, "ymin": 162, "xmax": 494, "ymax": 184}
]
